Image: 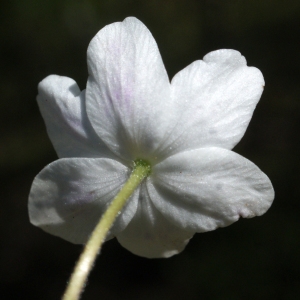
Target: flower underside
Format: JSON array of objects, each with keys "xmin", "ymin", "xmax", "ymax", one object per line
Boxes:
[{"xmin": 28, "ymin": 17, "xmax": 274, "ymax": 259}]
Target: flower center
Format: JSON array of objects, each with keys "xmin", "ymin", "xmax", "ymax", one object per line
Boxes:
[{"xmin": 133, "ymin": 159, "xmax": 152, "ymax": 177}]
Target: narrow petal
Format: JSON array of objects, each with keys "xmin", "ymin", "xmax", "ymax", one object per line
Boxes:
[
  {"xmin": 86, "ymin": 17, "xmax": 173, "ymax": 162},
  {"xmin": 28, "ymin": 158, "xmax": 138, "ymax": 244},
  {"xmin": 149, "ymin": 148, "xmax": 274, "ymax": 232},
  {"xmin": 117, "ymin": 183, "xmax": 194, "ymax": 258},
  {"xmin": 157, "ymin": 50, "xmax": 264, "ymax": 157},
  {"xmin": 37, "ymin": 75, "xmax": 115, "ymax": 159}
]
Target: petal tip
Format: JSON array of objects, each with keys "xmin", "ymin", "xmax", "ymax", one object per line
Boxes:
[
  {"xmin": 37, "ymin": 75, "xmax": 80, "ymax": 99},
  {"xmin": 203, "ymin": 49, "xmax": 246, "ymax": 65}
]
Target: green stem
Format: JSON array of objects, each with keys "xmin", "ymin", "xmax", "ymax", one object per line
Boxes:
[{"xmin": 62, "ymin": 160, "xmax": 151, "ymax": 300}]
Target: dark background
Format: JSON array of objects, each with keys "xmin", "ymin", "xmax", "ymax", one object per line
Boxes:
[{"xmin": 1, "ymin": 0, "xmax": 299, "ymax": 299}]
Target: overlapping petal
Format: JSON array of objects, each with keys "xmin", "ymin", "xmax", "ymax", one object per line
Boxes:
[
  {"xmin": 117, "ymin": 183, "xmax": 194, "ymax": 258},
  {"xmin": 37, "ymin": 75, "xmax": 115, "ymax": 159},
  {"xmin": 149, "ymin": 147, "xmax": 274, "ymax": 232},
  {"xmin": 156, "ymin": 50, "xmax": 264, "ymax": 158},
  {"xmin": 29, "ymin": 158, "xmax": 138, "ymax": 244},
  {"xmin": 86, "ymin": 17, "xmax": 173, "ymax": 162}
]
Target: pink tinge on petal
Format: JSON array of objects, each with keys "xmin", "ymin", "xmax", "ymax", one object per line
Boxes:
[
  {"xmin": 86, "ymin": 17, "xmax": 173, "ymax": 162},
  {"xmin": 28, "ymin": 158, "xmax": 138, "ymax": 244}
]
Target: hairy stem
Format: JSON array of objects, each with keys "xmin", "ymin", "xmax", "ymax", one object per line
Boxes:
[{"xmin": 62, "ymin": 160, "xmax": 151, "ymax": 300}]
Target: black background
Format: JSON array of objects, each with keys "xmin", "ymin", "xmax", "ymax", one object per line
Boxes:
[{"xmin": 1, "ymin": 1, "xmax": 299, "ymax": 299}]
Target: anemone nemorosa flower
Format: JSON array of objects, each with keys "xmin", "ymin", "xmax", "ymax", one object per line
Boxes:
[{"xmin": 29, "ymin": 17, "xmax": 274, "ymax": 258}]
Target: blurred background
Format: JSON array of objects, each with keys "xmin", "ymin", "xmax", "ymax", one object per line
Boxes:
[{"xmin": 1, "ymin": 0, "xmax": 299, "ymax": 299}]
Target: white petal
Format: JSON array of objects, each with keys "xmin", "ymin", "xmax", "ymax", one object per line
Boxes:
[
  {"xmin": 37, "ymin": 75, "xmax": 115, "ymax": 159},
  {"xmin": 157, "ymin": 50, "xmax": 264, "ymax": 157},
  {"xmin": 86, "ymin": 17, "xmax": 173, "ymax": 162},
  {"xmin": 149, "ymin": 147, "xmax": 274, "ymax": 232},
  {"xmin": 117, "ymin": 183, "xmax": 194, "ymax": 258},
  {"xmin": 28, "ymin": 158, "xmax": 138, "ymax": 244}
]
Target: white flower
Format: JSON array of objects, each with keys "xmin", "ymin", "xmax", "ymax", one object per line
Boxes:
[{"xmin": 29, "ymin": 17, "xmax": 274, "ymax": 258}]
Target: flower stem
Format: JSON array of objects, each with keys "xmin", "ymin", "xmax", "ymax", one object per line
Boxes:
[{"xmin": 62, "ymin": 160, "xmax": 151, "ymax": 300}]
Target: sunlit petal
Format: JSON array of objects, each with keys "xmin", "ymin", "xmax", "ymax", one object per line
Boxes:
[
  {"xmin": 37, "ymin": 75, "xmax": 116, "ymax": 159},
  {"xmin": 86, "ymin": 17, "xmax": 173, "ymax": 162},
  {"xmin": 150, "ymin": 148, "xmax": 274, "ymax": 232},
  {"xmin": 29, "ymin": 158, "xmax": 138, "ymax": 244}
]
